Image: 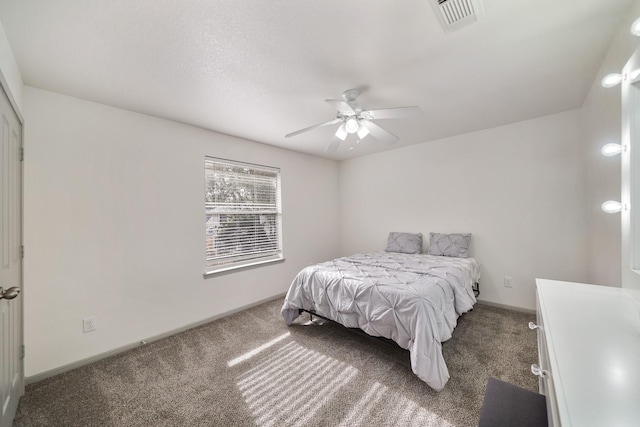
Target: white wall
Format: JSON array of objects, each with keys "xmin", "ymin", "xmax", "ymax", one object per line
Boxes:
[
  {"xmin": 22, "ymin": 86, "xmax": 340, "ymax": 377},
  {"xmin": 0, "ymin": 21, "xmax": 23, "ymax": 115},
  {"xmin": 338, "ymin": 110, "xmax": 588, "ymax": 311},
  {"xmin": 582, "ymin": 1, "xmax": 640, "ymax": 288}
]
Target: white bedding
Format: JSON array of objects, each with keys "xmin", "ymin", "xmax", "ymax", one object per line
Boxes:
[{"xmin": 281, "ymin": 252, "xmax": 480, "ymax": 391}]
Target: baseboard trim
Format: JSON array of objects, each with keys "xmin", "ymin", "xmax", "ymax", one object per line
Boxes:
[
  {"xmin": 26, "ymin": 293, "xmax": 287, "ymax": 385},
  {"xmin": 476, "ymin": 299, "xmax": 535, "ymax": 315}
]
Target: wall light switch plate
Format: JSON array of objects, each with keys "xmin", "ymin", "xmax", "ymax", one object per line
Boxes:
[{"xmin": 504, "ymin": 276, "xmax": 513, "ymax": 288}]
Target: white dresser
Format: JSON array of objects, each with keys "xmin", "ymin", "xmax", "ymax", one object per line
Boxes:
[{"xmin": 534, "ymin": 279, "xmax": 640, "ymax": 427}]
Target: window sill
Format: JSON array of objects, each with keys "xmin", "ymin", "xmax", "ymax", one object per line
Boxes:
[{"xmin": 204, "ymin": 256, "xmax": 285, "ymax": 277}]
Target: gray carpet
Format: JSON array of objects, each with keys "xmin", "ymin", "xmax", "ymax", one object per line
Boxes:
[{"xmin": 14, "ymin": 299, "xmax": 538, "ymax": 426}]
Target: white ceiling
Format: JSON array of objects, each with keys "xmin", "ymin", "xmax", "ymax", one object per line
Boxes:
[{"xmin": 0, "ymin": 0, "xmax": 633, "ymax": 160}]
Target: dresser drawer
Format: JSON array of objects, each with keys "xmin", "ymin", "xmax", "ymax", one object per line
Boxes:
[{"xmin": 532, "ymin": 290, "xmax": 560, "ymax": 426}]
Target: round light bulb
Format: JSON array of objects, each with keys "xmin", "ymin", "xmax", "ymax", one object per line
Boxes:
[
  {"xmin": 601, "ymin": 73, "xmax": 623, "ymax": 88},
  {"xmin": 601, "ymin": 201, "xmax": 623, "ymax": 214},
  {"xmin": 631, "ymin": 17, "xmax": 640, "ymax": 36},
  {"xmin": 601, "ymin": 143, "xmax": 623, "ymax": 157},
  {"xmin": 345, "ymin": 117, "xmax": 359, "ymax": 134}
]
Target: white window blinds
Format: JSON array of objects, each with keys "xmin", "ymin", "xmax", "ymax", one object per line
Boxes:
[{"xmin": 205, "ymin": 157, "xmax": 282, "ymax": 273}]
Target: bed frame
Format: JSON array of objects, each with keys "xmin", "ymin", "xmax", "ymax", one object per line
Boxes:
[{"xmin": 298, "ymin": 308, "xmax": 401, "ymax": 349}]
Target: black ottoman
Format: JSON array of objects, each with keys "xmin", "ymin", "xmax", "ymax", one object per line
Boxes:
[{"xmin": 478, "ymin": 377, "xmax": 548, "ymax": 427}]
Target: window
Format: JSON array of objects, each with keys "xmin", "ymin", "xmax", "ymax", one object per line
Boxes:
[{"xmin": 204, "ymin": 157, "xmax": 283, "ymax": 274}]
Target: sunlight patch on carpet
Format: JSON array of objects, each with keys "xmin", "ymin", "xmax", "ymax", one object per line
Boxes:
[
  {"xmin": 339, "ymin": 381, "xmax": 455, "ymax": 427},
  {"xmin": 235, "ymin": 341, "xmax": 358, "ymax": 426},
  {"xmin": 227, "ymin": 332, "xmax": 291, "ymax": 367}
]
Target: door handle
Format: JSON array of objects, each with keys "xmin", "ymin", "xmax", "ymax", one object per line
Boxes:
[{"xmin": 0, "ymin": 286, "xmax": 21, "ymax": 300}]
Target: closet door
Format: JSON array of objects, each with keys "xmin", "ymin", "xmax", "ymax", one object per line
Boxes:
[{"xmin": 0, "ymin": 83, "xmax": 23, "ymax": 427}]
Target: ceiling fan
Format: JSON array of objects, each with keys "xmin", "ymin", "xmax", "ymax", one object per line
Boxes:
[{"xmin": 285, "ymin": 89, "xmax": 424, "ymax": 152}]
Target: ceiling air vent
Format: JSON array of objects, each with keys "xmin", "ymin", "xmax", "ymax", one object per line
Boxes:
[{"xmin": 432, "ymin": 0, "xmax": 483, "ymax": 32}]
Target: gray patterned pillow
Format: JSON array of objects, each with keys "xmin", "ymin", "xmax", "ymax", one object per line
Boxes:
[
  {"xmin": 385, "ymin": 232, "xmax": 422, "ymax": 254},
  {"xmin": 428, "ymin": 232, "xmax": 471, "ymax": 258}
]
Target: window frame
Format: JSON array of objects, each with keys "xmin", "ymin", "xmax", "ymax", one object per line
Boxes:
[{"xmin": 204, "ymin": 157, "xmax": 283, "ymax": 276}]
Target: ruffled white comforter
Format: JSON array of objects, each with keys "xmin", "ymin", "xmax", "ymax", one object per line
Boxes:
[{"xmin": 281, "ymin": 252, "xmax": 481, "ymax": 391}]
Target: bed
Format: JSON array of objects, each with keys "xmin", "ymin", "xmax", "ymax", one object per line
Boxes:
[{"xmin": 281, "ymin": 246, "xmax": 480, "ymax": 391}]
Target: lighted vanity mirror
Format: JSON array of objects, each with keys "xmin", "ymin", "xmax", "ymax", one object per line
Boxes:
[{"xmin": 622, "ymin": 46, "xmax": 640, "ymax": 289}]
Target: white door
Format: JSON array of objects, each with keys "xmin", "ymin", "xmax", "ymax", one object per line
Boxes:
[{"xmin": 0, "ymin": 83, "xmax": 23, "ymax": 427}]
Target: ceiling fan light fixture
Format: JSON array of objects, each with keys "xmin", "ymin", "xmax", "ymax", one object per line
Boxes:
[
  {"xmin": 286, "ymin": 88, "xmax": 422, "ymax": 152},
  {"xmin": 357, "ymin": 125, "xmax": 370, "ymax": 139},
  {"xmin": 345, "ymin": 117, "xmax": 359, "ymax": 134},
  {"xmin": 335, "ymin": 124, "xmax": 348, "ymax": 141}
]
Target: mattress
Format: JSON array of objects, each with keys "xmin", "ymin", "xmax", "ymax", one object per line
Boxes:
[{"xmin": 281, "ymin": 251, "xmax": 481, "ymax": 391}]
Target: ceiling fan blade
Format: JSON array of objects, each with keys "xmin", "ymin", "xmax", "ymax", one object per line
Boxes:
[
  {"xmin": 325, "ymin": 99, "xmax": 355, "ymax": 115},
  {"xmin": 325, "ymin": 137, "xmax": 342, "ymax": 153},
  {"xmin": 364, "ymin": 106, "xmax": 423, "ymax": 120},
  {"xmin": 285, "ymin": 118, "xmax": 342, "ymax": 138},
  {"xmin": 360, "ymin": 120, "xmax": 398, "ymax": 145}
]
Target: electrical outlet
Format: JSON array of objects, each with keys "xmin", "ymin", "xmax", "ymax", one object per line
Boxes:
[
  {"xmin": 504, "ymin": 276, "xmax": 513, "ymax": 288},
  {"xmin": 83, "ymin": 316, "xmax": 97, "ymax": 333}
]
